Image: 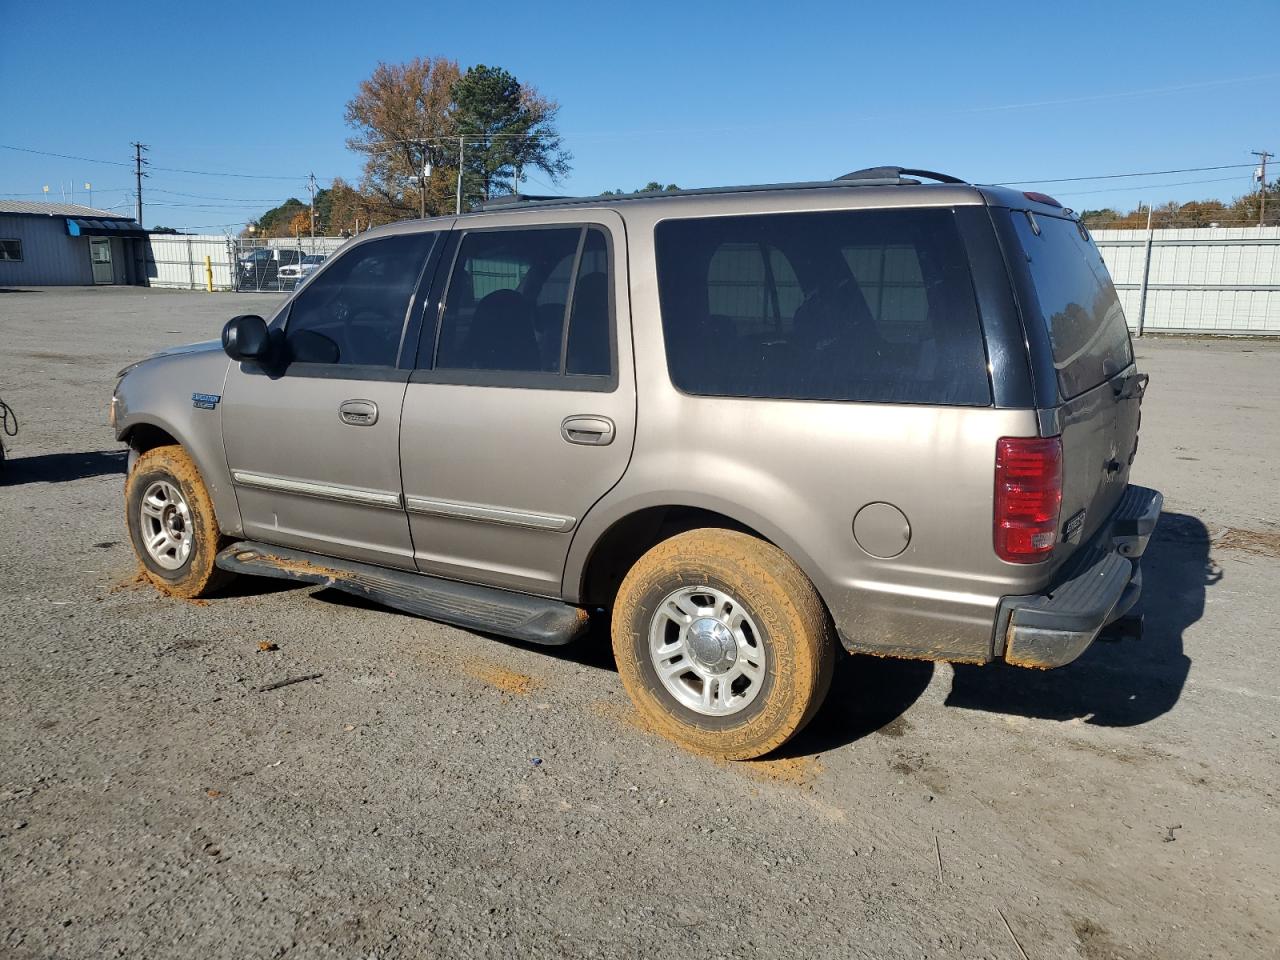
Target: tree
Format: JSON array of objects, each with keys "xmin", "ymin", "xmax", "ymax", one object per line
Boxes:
[
  {"xmin": 1176, "ymin": 199, "xmax": 1229, "ymax": 227},
  {"xmin": 342, "ymin": 58, "xmax": 571, "ymax": 219},
  {"xmin": 451, "ymin": 64, "xmax": 570, "ymax": 204},
  {"xmin": 1079, "ymin": 208, "xmax": 1120, "ymax": 227},
  {"xmin": 319, "ymin": 178, "xmax": 362, "ymax": 235},
  {"xmin": 345, "ymin": 57, "xmax": 462, "ymax": 221},
  {"xmin": 250, "ymin": 198, "xmax": 309, "ymax": 237},
  {"xmin": 601, "ymin": 182, "xmax": 681, "ymax": 196}
]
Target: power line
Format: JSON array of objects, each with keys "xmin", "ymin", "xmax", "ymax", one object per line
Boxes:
[
  {"xmin": 1051, "ymin": 174, "xmax": 1253, "ymax": 198},
  {"xmin": 149, "ymin": 187, "xmax": 297, "ymax": 202},
  {"xmin": 0, "ymin": 143, "xmax": 133, "ymax": 167},
  {"xmin": 995, "ymin": 162, "xmax": 1258, "ymax": 186},
  {"xmin": 0, "ymin": 143, "xmax": 313, "ymax": 181},
  {"xmin": 0, "ymin": 186, "xmax": 131, "ymax": 197},
  {"xmin": 148, "ymin": 163, "xmax": 309, "ymax": 181}
]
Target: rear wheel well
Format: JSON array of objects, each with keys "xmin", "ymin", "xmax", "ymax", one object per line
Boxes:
[{"xmin": 579, "ymin": 506, "xmax": 769, "ymax": 608}]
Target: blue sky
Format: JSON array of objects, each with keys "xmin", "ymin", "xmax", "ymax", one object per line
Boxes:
[{"xmin": 1, "ymin": 0, "xmax": 1274, "ymax": 230}]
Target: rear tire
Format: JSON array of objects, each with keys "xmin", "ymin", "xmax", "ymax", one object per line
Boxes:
[
  {"xmin": 611, "ymin": 529, "xmax": 835, "ymax": 760},
  {"xmin": 125, "ymin": 445, "xmax": 232, "ymax": 599}
]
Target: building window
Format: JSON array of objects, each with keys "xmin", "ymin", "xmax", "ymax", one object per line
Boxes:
[{"xmin": 0, "ymin": 239, "xmax": 22, "ymax": 262}]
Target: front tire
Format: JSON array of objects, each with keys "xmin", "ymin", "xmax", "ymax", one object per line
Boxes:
[
  {"xmin": 125, "ymin": 445, "xmax": 231, "ymax": 598},
  {"xmin": 611, "ymin": 529, "xmax": 835, "ymax": 760}
]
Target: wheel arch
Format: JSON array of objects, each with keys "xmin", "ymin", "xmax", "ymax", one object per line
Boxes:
[
  {"xmin": 566, "ymin": 494, "xmax": 828, "ymax": 611},
  {"xmin": 119, "ymin": 420, "xmax": 180, "ymax": 469},
  {"xmin": 117, "ymin": 413, "xmax": 243, "ymax": 538}
]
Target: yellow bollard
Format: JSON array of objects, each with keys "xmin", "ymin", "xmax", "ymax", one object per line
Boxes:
[{"xmin": 204, "ymin": 255, "xmax": 214, "ymax": 292}]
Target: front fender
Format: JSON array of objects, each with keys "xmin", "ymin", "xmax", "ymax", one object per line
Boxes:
[{"xmin": 114, "ymin": 350, "xmax": 241, "ymax": 537}]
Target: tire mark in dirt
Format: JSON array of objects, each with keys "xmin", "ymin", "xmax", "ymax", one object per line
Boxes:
[{"xmin": 460, "ymin": 660, "xmax": 542, "ymax": 696}]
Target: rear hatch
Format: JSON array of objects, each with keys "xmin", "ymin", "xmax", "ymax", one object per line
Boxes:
[{"xmin": 1005, "ymin": 208, "xmax": 1142, "ymax": 570}]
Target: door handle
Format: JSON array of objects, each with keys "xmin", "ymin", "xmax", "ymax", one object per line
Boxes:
[
  {"xmin": 339, "ymin": 399, "xmax": 378, "ymax": 426},
  {"xmin": 561, "ymin": 415, "xmax": 615, "ymax": 446}
]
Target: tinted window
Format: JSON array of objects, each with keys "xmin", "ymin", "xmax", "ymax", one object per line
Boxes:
[
  {"xmin": 1011, "ymin": 211, "xmax": 1132, "ymax": 399},
  {"xmin": 566, "ymin": 228, "xmax": 611, "ymax": 376},
  {"xmin": 285, "ymin": 233, "xmax": 433, "ymax": 367},
  {"xmin": 433, "ymin": 227, "xmax": 614, "ymax": 379},
  {"xmin": 655, "ymin": 208, "xmax": 991, "ymax": 405}
]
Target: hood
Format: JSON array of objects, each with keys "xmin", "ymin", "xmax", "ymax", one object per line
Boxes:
[{"xmin": 117, "ymin": 339, "xmax": 221, "ymax": 378}]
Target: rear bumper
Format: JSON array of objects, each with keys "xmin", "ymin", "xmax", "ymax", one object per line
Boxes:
[{"xmin": 997, "ymin": 485, "xmax": 1163, "ymax": 669}]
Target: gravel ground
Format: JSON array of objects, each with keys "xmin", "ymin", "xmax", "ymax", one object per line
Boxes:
[{"xmin": 1, "ymin": 287, "xmax": 1277, "ymax": 959}]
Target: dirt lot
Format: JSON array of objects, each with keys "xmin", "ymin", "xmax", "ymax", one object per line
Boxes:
[{"xmin": 1, "ymin": 287, "xmax": 1277, "ymax": 959}]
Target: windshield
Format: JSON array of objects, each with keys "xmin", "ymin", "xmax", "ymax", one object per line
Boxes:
[{"xmin": 1010, "ymin": 211, "xmax": 1132, "ymax": 399}]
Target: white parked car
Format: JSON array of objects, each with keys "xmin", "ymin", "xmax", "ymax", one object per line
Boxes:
[{"xmin": 278, "ymin": 254, "xmax": 326, "ymax": 286}]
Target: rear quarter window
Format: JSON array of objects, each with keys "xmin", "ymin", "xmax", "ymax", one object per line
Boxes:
[
  {"xmin": 654, "ymin": 208, "xmax": 991, "ymax": 405},
  {"xmin": 1010, "ymin": 211, "xmax": 1133, "ymax": 399}
]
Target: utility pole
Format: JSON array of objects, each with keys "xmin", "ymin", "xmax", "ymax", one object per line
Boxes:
[
  {"xmin": 1251, "ymin": 150, "xmax": 1272, "ymax": 226},
  {"xmin": 131, "ymin": 142, "xmax": 149, "ymax": 226},
  {"xmin": 307, "ymin": 172, "xmax": 318, "ymax": 239},
  {"xmin": 419, "ymin": 159, "xmax": 430, "ymax": 220},
  {"xmin": 456, "ymin": 136, "xmax": 465, "ymax": 215},
  {"xmin": 1135, "ymin": 203, "xmax": 1154, "ymax": 338}
]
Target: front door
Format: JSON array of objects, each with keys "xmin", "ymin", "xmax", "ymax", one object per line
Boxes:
[
  {"xmin": 89, "ymin": 238, "xmax": 113, "ymax": 284},
  {"xmin": 400, "ymin": 214, "xmax": 636, "ymax": 596},
  {"xmin": 220, "ymin": 231, "xmax": 441, "ymax": 569}
]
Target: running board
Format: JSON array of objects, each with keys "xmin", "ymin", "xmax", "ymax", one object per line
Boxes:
[{"xmin": 215, "ymin": 541, "xmax": 590, "ymax": 647}]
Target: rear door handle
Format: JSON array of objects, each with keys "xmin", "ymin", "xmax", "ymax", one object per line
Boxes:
[
  {"xmin": 339, "ymin": 399, "xmax": 378, "ymax": 426},
  {"xmin": 561, "ymin": 415, "xmax": 615, "ymax": 446}
]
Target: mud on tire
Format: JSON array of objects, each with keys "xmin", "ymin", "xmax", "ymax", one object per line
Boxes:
[
  {"xmin": 611, "ymin": 528, "xmax": 835, "ymax": 760},
  {"xmin": 124, "ymin": 444, "xmax": 231, "ymax": 599}
]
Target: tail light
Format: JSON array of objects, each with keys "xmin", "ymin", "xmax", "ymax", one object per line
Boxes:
[
  {"xmin": 1022, "ymin": 190, "xmax": 1063, "ymax": 207},
  {"xmin": 994, "ymin": 436, "xmax": 1062, "ymax": 563}
]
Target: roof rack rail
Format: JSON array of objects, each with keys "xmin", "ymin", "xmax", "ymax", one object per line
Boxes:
[
  {"xmin": 456, "ymin": 169, "xmax": 974, "ymax": 215},
  {"xmin": 836, "ymin": 166, "xmax": 967, "ymax": 185},
  {"xmin": 479, "ymin": 193, "xmax": 569, "ymax": 210}
]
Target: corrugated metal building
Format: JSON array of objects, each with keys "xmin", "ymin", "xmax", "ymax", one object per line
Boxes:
[
  {"xmin": 1092, "ymin": 226, "xmax": 1280, "ymax": 335},
  {"xmin": 0, "ymin": 200, "xmax": 147, "ymax": 286}
]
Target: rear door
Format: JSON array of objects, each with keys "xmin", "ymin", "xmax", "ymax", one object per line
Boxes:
[
  {"xmin": 1006, "ymin": 209, "xmax": 1139, "ymax": 561},
  {"xmin": 399, "ymin": 212, "xmax": 635, "ymax": 596}
]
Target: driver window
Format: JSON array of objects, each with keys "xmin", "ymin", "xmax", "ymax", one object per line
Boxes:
[{"xmin": 285, "ymin": 233, "xmax": 434, "ymax": 367}]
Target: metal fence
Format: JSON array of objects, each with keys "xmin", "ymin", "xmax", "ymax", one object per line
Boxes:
[
  {"xmin": 1092, "ymin": 226, "xmax": 1280, "ymax": 336},
  {"xmin": 144, "ymin": 234, "xmax": 237, "ymax": 291},
  {"xmin": 231, "ymin": 236, "xmax": 348, "ymax": 292},
  {"xmin": 140, "ymin": 234, "xmax": 350, "ymax": 292},
  {"xmin": 139, "ymin": 227, "xmax": 1280, "ymax": 335}
]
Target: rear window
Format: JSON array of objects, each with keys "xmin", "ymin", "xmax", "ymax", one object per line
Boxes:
[
  {"xmin": 1011, "ymin": 211, "xmax": 1132, "ymax": 399},
  {"xmin": 654, "ymin": 208, "xmax": 991, "ymax": 405}
]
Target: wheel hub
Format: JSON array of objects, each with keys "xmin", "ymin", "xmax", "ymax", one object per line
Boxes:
[
  {"xmin": 686, "ymin": 617, "xmax": 737, "ymax": 674},
  {"xmin": 138, "ymin": 478, "xmax": 194, "ymax": 571},
  {"xmin": 647, "ymin": 585, "xmax": 768, "ymax": 717},
  {"xmin": 162, "ymin": 504, "xmax": 185, "ymax": 539}
]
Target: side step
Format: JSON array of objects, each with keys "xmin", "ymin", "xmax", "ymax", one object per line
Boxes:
[{"xmin": 215, "ymin": 541, "xmax": 590, "ymax": 647}]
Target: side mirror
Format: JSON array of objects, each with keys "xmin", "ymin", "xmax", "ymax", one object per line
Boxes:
[{"xmin": 222, "ymin": 315, "xmax": 270, "ymax": 361}]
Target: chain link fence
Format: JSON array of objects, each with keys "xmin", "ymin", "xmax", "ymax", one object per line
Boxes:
[{"xmin": 231, "ymin": 236, "xmax": 348, "ymax": 292}]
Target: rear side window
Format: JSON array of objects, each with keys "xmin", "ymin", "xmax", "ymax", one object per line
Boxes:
[
  {"xmin": 654, "ymin": 208, "xmax": 991, "ymax": 405},
  {"xmin": 1011, "ymin": 211, "xmax": 1132, "ymax": 399},
  {"xmin": 432, "ymin": 226, "xmax": 614, "ymax": 380},
  {"xmin": 285, "ymin": 233, "xmax": 434, "ymax": 367}
]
